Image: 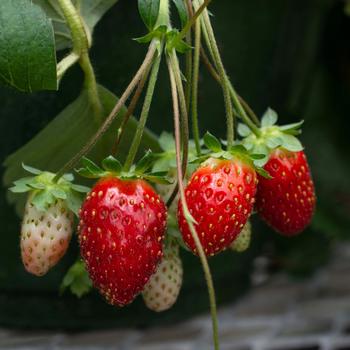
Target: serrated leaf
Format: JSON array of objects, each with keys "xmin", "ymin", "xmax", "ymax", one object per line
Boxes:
[
  {"xmin": 203, "ymin": 132, "xmax": 222, "ymax": 152},
  {"xmin": 261, "ymin": 108, "xmax": 278, "ymax": 127},
  {"xmin": 0, "ymin": 0, "xmax": 57, "ymax": 92},
  {"xmin": 172, "ymin": 0, "xmax": 189, "ymax": 28},
  {"xmin": 237, "ymin": 123, "xmax": 251, "ymax": 137},
  {"xmin": 280, "ymin": 134, "xmax": 304, "ymax": 152},
  {"xmin": 3, "ymin": 85, "xmax": 161, "ymax": 216},
  {"xmin": 60, "ymin": 260, "xmax": 92, "ymax": 298},
  {"xmin": 138, "ymin": 0, "xmax": 161, "ymax": 30},
  {"xmin": 102, "ymin": 155, "xmax": 122, "ymax": 173},
  {"xmin": 33, "ymin": 0, "xmax": 119, "ymax": 51}
]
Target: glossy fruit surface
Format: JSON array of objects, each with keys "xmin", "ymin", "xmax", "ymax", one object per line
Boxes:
[{"xmin": 79, "ymin": 177, "xmax": 167, "ymax": 306}]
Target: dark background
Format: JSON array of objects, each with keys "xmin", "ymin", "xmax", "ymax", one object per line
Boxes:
[{"xmin": 0, "ymin": 0, "xmax": 349, "ymax": 329}]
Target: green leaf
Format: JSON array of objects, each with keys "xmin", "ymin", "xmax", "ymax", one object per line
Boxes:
[
  {"xmin": 33, "ymin": 0, "xmax": 119, "ymax": 51},
  {"xmin": 280, "ymin": 120, "xmax": 304, "ymax": 132},
  {"xmin": 203, "ymin": 132, "xmax": 222, "ymax": 152},
  {"xmin": 144, "ymin": 174, "xmax": 172, "ymax": 185},
  {"xmin": 62, "ymin": 173, "xmax": 74, "ymax": 182},
  {"xmin": 237, "ymin": 123, "xmax": 251, "ymax": 137},
  {"xmin": 71, "ymin": 184, "xmax": 90, "ymax": 193},
  {"xmin": 172, "ymin": 0, "xmax": 189, "ymax": 27},
  {"xmin": 138, "ymin": 0, "xmax": 161, "ymax": 30},
  {"xmin": 102, "ymin": 155, "xmax": 122, "ymax": 173},
  {"xmin": 280, "ymin": 134, "xmax": 304, "ymax": 152},
  {"xmin": 66, "ymin": 191, "xmax": 84, "ymax": 216},
  {"xmin": 31, "ymin": 190, "xmax": 54, "ymax": 212},
  {"xmin": 0, "ymin": 0, "xmax": 57, "ymax": 92},
  {"xmin": 3, "ymin": 84, "xmax": 161, "ymax": 216},
  {"xmin": 261, "ymin": 108, "xmax": 278, "ymax": 127},
  {"xmin": 159, "ymin": 132, "xmax": 175, "ymax": 151},
  {"xmin": 135, "ymin": 150, "xmax": 155, "ymax": 174},
  {"xmin": 22, "ymin": 164, "xmax": 42, "ymax": 175},
  {"xmin": 266, "ymin": 136, "xmax": 283, "ymax": 149},
  {"xmin": 51, "ymin": 187, "xmax": 67, "ymax": 200},
  {"xmin": 60, "ymin": 260, "xmax": 92, "ymax": 298},
  {"xmin": 255, "ymin": 167, "xmax": 272, "ymax": 179}
]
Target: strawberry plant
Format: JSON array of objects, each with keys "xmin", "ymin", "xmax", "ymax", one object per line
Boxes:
[{"xmin": 0, "ymin": 0, "xmax": 326, "ymax": 348}]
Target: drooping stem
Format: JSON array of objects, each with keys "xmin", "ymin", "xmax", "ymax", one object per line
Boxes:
[
  {"xmin": 191, "ymin": 14, "xmax": 202, "ymax": 156},
  {"xmin": 194, "ymin": 0, "xmax": 234, "ymax": 148},
  {"xmin": 57, "ymin": 51, "xmax": 79, "ymax": 82},
  {"xmin": 123, "ymin": 52, "xmax": 162, "ymax": 172},
  {"xmin": 111, "ymin": 67, "xmax": 151, "ymax": 156},
  {"xmin": 53, "ymin": 43, "xmax": 157, "ymax": 182},
  {"xmin": 168, "ymin": 59, "xmax": 220, "ymax": 350},
  {"xmin": 200, "ymin": 48, "xmax": 261, "ymax": 130},
  {"xmin": 57, "ymin": 0, "xmax": 102, "ymax": 120}
]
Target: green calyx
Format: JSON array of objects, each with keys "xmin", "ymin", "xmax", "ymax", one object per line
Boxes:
[
  {"xmin": 239, "ymin": 108, "xmax": 304, "ymax": 167},
  {"xmin": 9, "ymin": 164, "xmax": 89, "ymax": 215},
  {"xmin": 76, "ymin": 152, "xmax": 172, "ymax": 185},
  {"xmin": 190, "ymin": 132, "xmax": 271, "ymax": 179}
]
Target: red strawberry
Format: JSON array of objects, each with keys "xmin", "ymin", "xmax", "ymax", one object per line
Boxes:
[
  {"xmin": 256, "ymin": 149, "xmax": 316, "ymax": 235},
  {"xmin": 79, "ymin": 177, "xmax": 167, "ymax": 306},
  {"xmin": 177, "ymin": 157, "xmax": 257, "ymax": 256}
]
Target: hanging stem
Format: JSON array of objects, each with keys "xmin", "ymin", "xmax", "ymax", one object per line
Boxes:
[
  {"xmin": 57, "ymin": 0, "xmax": 102, "ymax": 120},
  {"xmin": 184, "ymin": 24, "xmax": 193, "ymax": 112},
  {"xmin": 194, "ymin": 0, "xmax": 234, "ymax": 149},
  {"xmin": 167, "ymin": 59, "xmax": 220, "ymax": 350},
  {"xmin": 123, "ymin": 52, "xmax": 162, "ymax": 172},
  {"xmin": 191, "ymin": 14, "xmax": 202, "ymax": 156},
  {"xmin": 57, "ymin": 51, "xmax": 79, "ymax": 82},
  {"xmin": 53, "ymin": 42, "xmax": 157, "ymax": 182},
  {"xmin": 111, "ymin": 65, "xmax": 152, "ymax": 155},
  {"xmin": 200, "ymin": 47, "xmax": 261, "ymax": 129}
]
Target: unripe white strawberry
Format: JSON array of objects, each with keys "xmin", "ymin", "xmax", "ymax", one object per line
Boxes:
[
  {"xmin": 21, "ymin": 197, "xmax": 74, "ymax": 276},
  {"xmin": 230, "ymin": 221, "xmax": 252, "ymax": 253},
  {"xmin": 142, "ymin": 241, "xmax": 183, "ymax": 312}
]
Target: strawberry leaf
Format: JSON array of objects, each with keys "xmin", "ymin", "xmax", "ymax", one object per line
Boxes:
[
  {"xmin": 280, "ymin": 134, "xmax": 304, "ymax": 152},
  {"xmin": 138, "ymin": 0, "xmax": 161, "ymax": 30},
  {"xmin": 102, "ymin": 155, "xmax": 123, "ymax": 173},
  {"xmin": 203, "ymin": 132, "xmax": 222, "ymax": 152},
  {"xmin": 22, "ymin": 164, "xmax": 42, "ymax": 175},
  {"xmin": 237, "ymin": 123, "xmax": 251, "ymax": 137},
  {"xmin": 172, "ymin": 0, "xmax": 189, "ymax": 28},
  {"xmin": 261, "ymin": 108, "xmax": 278, "ymax": 127}
]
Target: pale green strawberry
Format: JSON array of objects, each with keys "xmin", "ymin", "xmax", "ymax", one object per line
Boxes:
[
  {"xmin": 142, "ymin": 241, "xmax": 183, "ymax": 312},
  {"xmin": 230, "ymin": 221, "xmax": 252, "ymax": 253}
]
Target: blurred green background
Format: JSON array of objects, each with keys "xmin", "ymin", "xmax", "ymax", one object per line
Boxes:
[{"xmin": 0, "ymin": 0, "xmax": 349, "ymax": 329}]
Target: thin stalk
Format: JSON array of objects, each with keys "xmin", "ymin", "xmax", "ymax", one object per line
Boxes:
[
  {"xmin": 57, "ymin": 51, "xmax": 79, "ymax": 82},
  {"xmin": 123, "ymin": 53, "xmax": 162, "ymax": 171},
  {"xmin": 200, "ymin": 48, "xmax": 261, "ymax": 129},
  {"xmin": 184, "ymin": 29, "xmax": 193, "ymax": 113},
  {"xmin": 53, "ymin": 43, "xmax": 157, "ymax": 182},
  {"xmin": 168, "ymin": 60, "xmax": 220, "ymax": 350},
  {"xmin": 194, "ymin": 0, "xmax": 234, "ymax": 148},
  {"xmin": 191, "ymin": 15, "xmax": 202, "ymax": 156},
  {"xmin": 111, "ymin": 67, "xmax": 151, "ymax": 156},
  {"xmin": 57, "ymin": 0, "xmax": 102, "ymax": 120}
]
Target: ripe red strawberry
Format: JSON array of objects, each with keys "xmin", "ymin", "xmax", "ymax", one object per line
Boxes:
[
  {"xmin": 177, "ymin": 157, "xmax": 257, "ymax": 256},
  {"xmin": 256, "ymin": 149, "xmax": 316, "ymax": 235},
  {"xmin": 79, "ymin": 177, "xmax": 167, "ymax": 306}
]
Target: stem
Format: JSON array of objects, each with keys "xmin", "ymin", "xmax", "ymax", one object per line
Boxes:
[
  {"xmin": 57, "ymin": 51, "xmax": 79, "ymax": 82},
  {"xmin": 178, "ymin": 0, "xmax": 212, "ymax": 40},
  {"xmin": 168, "ymin": 60, "xmax": 220, "ymax": 350},
  {"xmin": 111, "ymin": 67, "xmax": 151, "ymax": 155},
  {"xmin": 123, "ymin": 53, "xmax": 162, "ymax": 171},
  {"xmin": 200, "ymin": 48, "xmax": 261, "ymax": 130},
  {"xmin": 184, "ymin": 30, "xmax": 193, "ymax": 112},
  {"xmin": 194, "ymin": 0, "xmax": 234, "ymax": 148},
  {"xmin": 53, "ymin": 43, "xmax": 157, "ymax": 182},
  {"xmin": 191, "ymin": 14, "xmax": 202, "ymax": 156},
  {"xmin": 57, "ymin": 0, "xmax": 102, "ymax": 120}
]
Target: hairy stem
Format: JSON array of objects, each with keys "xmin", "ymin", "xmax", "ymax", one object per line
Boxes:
[
  {"xmin": 168, "ymin": 59, "xmax": 220, "ymax": 350},
  {"xmin": 57, "ymin": 51, "xmax": 79, "ymax": 82},
  {"xmin": 123, "ymin": 53, "xmax": 162, "ymax": 171},
  {"xmin": 194, "ymin": 0, "xmax": 234, "ymax": 148},
  {"xmin": 53, "ymin": 43, "xmax": 157, "ymax": 182}
]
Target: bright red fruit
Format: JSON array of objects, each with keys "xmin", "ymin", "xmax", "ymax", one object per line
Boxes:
[
  {"xmin": 79, "ymin": 177, "xmax": 167, "ymax": 306},
  {"xmin": 177, "ymin": 158, "xmax": 257, "ymax": 256},
  {"xmin": 256, "ymin": 149, "xmax": 316, "ymax": 235}
]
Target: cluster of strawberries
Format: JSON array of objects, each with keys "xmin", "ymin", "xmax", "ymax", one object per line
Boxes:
[{"xmin": 11, "ymin": 110, "xmax": 316, "ymax": 313}]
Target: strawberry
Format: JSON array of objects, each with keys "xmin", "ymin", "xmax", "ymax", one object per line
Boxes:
[
  {"xmin": 79, "ymin": 177, "xmax": 167, "ymax": 306},
  {"xmin": 177, "ymin": 157, "xmax": 257, "ymax": 256},
  {"xmin": 142, "ymin": 240, "xmax": 183, "ymax": 312},
  {"xmin": 230, "ymin": 220, "xmax": 252, "ymax": 253},
  {"xmin": 21, "ymin": 196, "xmax": 73, "ymax": 276},
  {"xmin": 256, "ymin": 149, "xmax": 316, "ymax": 235}
]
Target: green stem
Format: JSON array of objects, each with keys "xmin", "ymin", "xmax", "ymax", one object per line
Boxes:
[
  {"xmin": 57, "ymin": 0, "xmax": 102, "ymax": 121},
  {"xmin": 53, "ymin": 42, "xmax": 157, "ymax": 182},
  {"xmin": 57, "ymin": 51, "xmax": 79, "ymax": 82},
  {"xmin": 195, "ymin": 0, "xmax": 234, "ymax": 148},
  {"xmin": 156, "ymin": 0, "xmax": 171, "ymax": 27},
  {"xmin": 184, "ymin": 30, "xmax": 193, "ymax": 113},
  {"xmin": 123, "ymin": 52, "xmax": 162, "ymax": 171},
  {"xmin": 191, "ymin": 14, "xmax": 202, "ymax": 156},
  {"xmin": 168, "ymin": 60, "xmax": 220, "ymax": 350}
]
